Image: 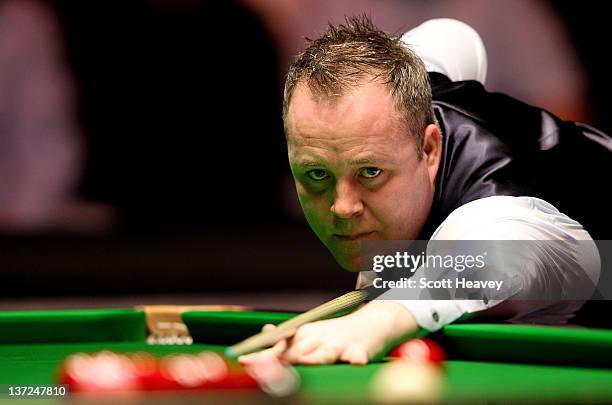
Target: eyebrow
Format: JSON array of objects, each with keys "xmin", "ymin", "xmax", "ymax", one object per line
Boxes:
[
  {"xmin": 347, "ymin": 151, "xmax": 396, "ymax": 166},
  {"xmin": 295, "ymin": 159, "xmax": 324, "ymax": 167},
  {"xmin": 350, "ymin": 155, "xmax": 391, "ymax": 165},
  {"xmin": 294, "ymin": 153, "xmax": 393, "ymax": 167}
]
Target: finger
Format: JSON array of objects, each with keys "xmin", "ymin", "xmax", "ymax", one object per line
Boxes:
[
  {"xmin": 295, "ymin": 344, "xmax": 341, "ymax": 365},
  {"xmin": 271, "ymin": 336, "xmax": 288, "ymax": 354},
  {"xmin": 238, "ymin": 346, "xmax": 280, "ymax": 366},
  {"xmin": 261, "ymin": 323, "xmax": 276, "ymax": 333},
  {"xmin": 282, "ymin": 337, "xmax": 320, "ymax": 363},
  {"xmin": 238, "ymin": 337, "xmax": 289, "ymax": 365},
  {"xmin": 339, "ymin": 345, "xmax": 369, "ymax": 365},
  {"xmin": 262, "ymin": 323, "xmax": 297, "ymax": 343}
]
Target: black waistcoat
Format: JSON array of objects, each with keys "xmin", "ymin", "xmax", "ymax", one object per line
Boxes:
[
  {"xmin": 420, "ymin": 73, "xmax": 612, "ymax": 240},
  {"xmin": 423, "ymin": 74, "xmax": 612, "ymax": 327}
]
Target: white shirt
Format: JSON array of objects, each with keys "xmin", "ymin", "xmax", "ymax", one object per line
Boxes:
[{"xmin": 357, "ymin": 196, "xmax": 600, "ymax": 331}]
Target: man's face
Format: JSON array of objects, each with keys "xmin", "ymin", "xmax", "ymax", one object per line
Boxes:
[{"xmin": 286, "ymin": 81, "xmax": 441, "ymax": 271}]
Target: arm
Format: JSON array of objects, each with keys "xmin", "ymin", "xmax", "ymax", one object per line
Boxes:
[
  {"xmin": 241, "ymin": 196, "xmax": 599, "ymax": 365},
  {"xmin": 393, "ymin": 196, "xmax": 599, "ymax": 330}
]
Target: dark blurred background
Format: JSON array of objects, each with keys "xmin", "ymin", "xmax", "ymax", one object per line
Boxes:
[{"xmin": 0, "ymin": 0, "xmax": 608, "ymax": 308}]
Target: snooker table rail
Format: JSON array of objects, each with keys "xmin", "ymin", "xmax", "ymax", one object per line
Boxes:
[{"xmin": 1, "ymin": 308, "xmax": 612, "ymax": 368}]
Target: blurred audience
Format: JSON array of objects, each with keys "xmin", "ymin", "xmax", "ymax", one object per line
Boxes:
[
  {"xmin": 0, "ymin": 0, "xmax": 285, "ymax": 233},
  {"xmin": 0, "ymin": 0, "xmax": 115, "ymax": 233},
  {"xmin": 56, "ymin": 0, "xmax": 285, "ymax": 230},
  {"xmin": 245, "ymin": 0, "xmax": 591, "ymax": 123}
]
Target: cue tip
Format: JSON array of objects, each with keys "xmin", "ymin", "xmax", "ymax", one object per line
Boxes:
[{"xmin": 225, "ymin": 347, "xmax": 237, "ymax": 359}]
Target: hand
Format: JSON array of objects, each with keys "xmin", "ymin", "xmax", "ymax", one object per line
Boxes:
[{"xmin": 238, "ymin": 301, "xmax": 418, "ymax": 365}]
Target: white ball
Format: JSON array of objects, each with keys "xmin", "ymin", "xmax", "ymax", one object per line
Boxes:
[{"xmin": 369, "ymin": 361, "xmax": 444, "ymax": 404}]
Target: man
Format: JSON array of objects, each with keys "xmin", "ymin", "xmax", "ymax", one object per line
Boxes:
[{"xmin": 240, "ymin": 16, "xmax": 610, "ymax": 366}]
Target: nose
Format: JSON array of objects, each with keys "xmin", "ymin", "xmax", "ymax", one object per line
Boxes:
[{"xmin": 330, "ymin": 179, "xmax": 364, "ymax": 219}]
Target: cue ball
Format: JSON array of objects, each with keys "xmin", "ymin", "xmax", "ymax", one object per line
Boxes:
[{"xmin": 369, "ymin": 361, "xmax": 444, "ymax": 404}]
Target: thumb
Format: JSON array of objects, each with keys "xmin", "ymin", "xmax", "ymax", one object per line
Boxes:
[{"xmin": 262, "ymin": 323, "xmax": 276, "ymax": 333}]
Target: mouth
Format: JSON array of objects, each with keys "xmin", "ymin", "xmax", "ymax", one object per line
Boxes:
[{"xmin": 333, "ymin": 231, "xmax": 377, "ymax": 241}]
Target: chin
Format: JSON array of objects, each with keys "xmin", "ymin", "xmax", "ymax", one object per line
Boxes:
[{"xmin": 335, "ymin": 255, "xmax": 361, "ymax": 272}]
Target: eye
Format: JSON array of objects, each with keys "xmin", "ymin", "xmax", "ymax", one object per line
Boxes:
[
  {"xmin": 360, "ymin": 167, "xmax": 382, "ymax": 179},
  {"xmin": 306, "ymin": 169, "xmax": 330, "ymax": 181}
]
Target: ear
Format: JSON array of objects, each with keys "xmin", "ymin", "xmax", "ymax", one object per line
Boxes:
[{"xmin": 422, "ymin": 124, "xmax": 442, "ymax": 187}]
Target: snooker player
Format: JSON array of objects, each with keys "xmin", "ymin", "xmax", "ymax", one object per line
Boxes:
[{"xmin": 240, "ymin": 17, "xmax": 611, "ymax": 365}]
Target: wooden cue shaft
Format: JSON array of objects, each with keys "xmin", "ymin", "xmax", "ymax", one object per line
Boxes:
[{"xmin": 225, "ymin": 290, "xmax": 368, "ymax": 358}]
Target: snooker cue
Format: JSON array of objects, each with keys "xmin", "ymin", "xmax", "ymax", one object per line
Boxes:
[{"xmin": 225, "ymin": 290, "xmax": 368, "ymax": 358}]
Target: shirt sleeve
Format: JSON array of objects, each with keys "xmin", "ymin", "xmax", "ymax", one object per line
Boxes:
[{"xmin": 370, "ymin": 196, "xmax": 600, "ymax": 332}]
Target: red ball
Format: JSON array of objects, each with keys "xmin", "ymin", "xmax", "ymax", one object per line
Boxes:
[
  {"xmin": 388, "ymin": 338, "xmax": 446, "ymax": 365},
  {"xmin": 152, "ymin": 351, "xmax": 258, "ymax": 391},
  {"xmin": 59, "ymin": 352, "xmax": 143, "ymax": 392}
]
